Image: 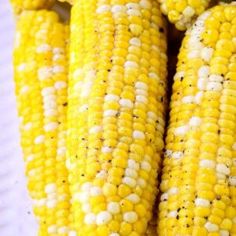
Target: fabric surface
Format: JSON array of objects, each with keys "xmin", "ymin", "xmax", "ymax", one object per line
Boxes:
[{"xmin": 0, "ymin": 1, "xmax": 38, "ymax": 235}]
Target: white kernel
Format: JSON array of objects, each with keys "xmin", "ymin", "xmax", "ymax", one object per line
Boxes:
[
  {"xmin": 172, "ymin": 151, "xmax": 184, "ymax": 159},
  {"xmin": 96, "ymin": 5, "xmax": 110, "ymax": 14},
  {"xmin": 128, "ymin": 159, "xmax": 139, "ymax": 170},
  {"xmin": 20, "ymin": 85, "xmax": 30, "ymax": 94},
  {"xmin": 126, "ymin": 194, "xmax": 140, "ymax": 203},
  {"xmin": 139, "ymin": 0, "xmax": 152, "ymax": 9},
  {"xmin": 44, "ymin": 109, "xmax": 57, "ymax": 117},
  {"xmin": 102, "ymin": 146, "xmax": 113, "ymax": 153},
  {"xmin": 79, "ymin": 104, "xmax": 89, "ymax": 112},
  {"xmin": 160, "ymin": 193, "xmax": 168, "ymax": 201},
  {"xmin": 39, "ymin": 199, "xmax": 47, "ymax": 207},
  {"xmin": 136, "ymin": 95, "xmax": 148, "ymax": 104},
  {"xmin": 198, "ymin": 66, "xmax": 210, "ymax": 78},
  {"xmin": 119, "ymin": 98, "xmax": 133, "ymax": 108},
  {"xmin": 188, "ymin": 50, "xmax": 200, "ymax": 59},
  {"xmin": 82, "ymin": 203, "xmax": 91, "ymax": 213},
  {"xmin": 206, "ymin": 82, "xmax": 223, "ymax": 91},
  {"xmin": 96, "ymin": 170, "xmax": 107, "ymax": 179},
  {"xmin": 216, "ymin": 164, "xmax": 230, "ymax": 175},
  {"xmin": 168, "ymin": 187, "xmax": 178, "ymax": 195},
  {"xmin": 34, "ymin": 135, "xmax": 45, "ymax": 144},
  {"xmin": 220, "ymin": 230, "xmax": 229, "ymax": 236},
  {"xmin": 123, "ymin": 177, "xmax": 136, "ymax": 187},
  {"xmin": 130, "ymin": 38, "xmax": 141, "ymax": 47},
  {"xmin": 195, "ymin": 198, "xmax": 210, "ymax": 207},
  {"xmin": 55, "ymin": 81, "xmax": 67, "ymax": 90},
  {"xmin": 90, "ymin": 187, "xmax": 102, "ymax": 196},
  {"xmin": 127, "ymin": 9, "xmax": 141, "ymax": 16},
  {"xmin": 42, "ymin": 87, "xmax": 55, "ymax": 96},
  {"xmin": 133, "ymin": 130, "xmax": 145, "ymax": 139},
  {"xmin": 123, "ymin": 211, "xmax": 138, "ymax": 223},
  {"xmin": 105, "ymin": 94, "xmax": 120, "ymax": 102},
  {"xmin": 200, "ymin": 159, "xmax": 216, "ymax": 169},
  {"xmin": 174, "ymin": 71, "xmax": 185, "ymax": 81},
  {"xmin": 17, "ymin": 63, "xmax": 26, "ymax": 72},
  {"xmin": 205, "ymin": 222, "xmax": 219, "ymax": 232},
  {"xmin": 147, "ymin": 111, "xmax": 157, "ymax": 120},
  {"xmin": 111, "ymin": 5, "xmax": 126, "ymax": 13},
  {"xmin": 182, "ymin": 96, "xmax": 195, "ymax": 104},
  {"xmin": 104, "ymin": 110, "xmax": 118, "ymax": 117},
  {"xmin": 135, "ymin": 89, "xmax": 147, "ymax": 96},
  {"xmin": 45, "ymin": 183, "xmax": 57, "ymax": 194},
  {"xmin": 48, "ymin": 225, "xmax": 57, "ymax": 234},
  {"xmin": 57, "ymin": 147, "xmax": 66, "ymax": 156},
  {"xmin": 96, "ymin": 211, "xmax": 112, "ymax": 225},
  {"xmin": 195, "ymin": 91, "xmax": 204, "ymax": 104},
  {"xmin": 125, "ymin": 168, "xmax": 138, "ymax": 178},
  {"xmin": 137, "ymin": 178, "xmax": 146, "ymax": 188},
  {"xmin": 109, "ymin": 233, "xmax": 120, "ymax": 236},
  {"xmin": 47, "ymin": 199, "xmax": 57, "ymax": 208},
  {"xmin": 53, "ymin": 47, "xmax": 64, "ymax": 54},
  {"xmin": 73, "ymin": 68, "xmax": 83, "ymax": 79},
  {"xmin": 38, "ymin": 67, "xmax": 52, "ymax": 80},
  {"xmin": 53, "ymin": 54, "xmax": 64, "ymax": 61},
  {"xmin": 149, "ymin": 72, "xmax": 160, "ymax": 80},
  {"xmin": 229, "ymin": 176, "xmax": 236, "ymax": 186},
  {"xmin": 108, "ymin": 202, "xmax": 120, "ymax": 214},
  {"xmin": 189, "ymin": 117, "xmax": 201, "ymax": 127},
  {"xmin": 68, "ymin": 231, "xmax": 77, "ymax": 236},
  {"xmin": 84, "ymin": 213, "xmax": 96, "ymax": 225},
  {"xmin": 44, "ymin": 122, "xmax": 58, "ymax": 132},
  {"xmin": 81, "ymin": 183, "xmax": 92, "ymax": 192},
  {"xmin": 47, "ymin": 193, "xmax": 57, "ymax": 200},
  {"xmin": 44, "ymin": 100, "xmax": 57, "ymax": 110},
  {"xmin": 201, "ymin": 47, "xmax": 214, "ymax": 62},
  {"xmin": 197, "ymin": 78, "xmax": 208, "ymax": 91},
  {"xmin": 165, "ymin": 149, "xmax": 172, "ymax": 157},
  {"xmin": 23, "ymin": 122, "xmax": 32, "ymax": 131},
  {"xmin": 124, "ymin": 61, "xmax": 138, "ymax": 68},
  {"xmin": 58, "ymin": 227, "xmax": 68, "ymax": 234},
  {"xmin": 37, "ymin": 44, "xmax": 51, "ymax": 53},
  {"xmin": 168, "ymin": 211, "xmax": 177, "ymax": 218},
  {"xmin": 174, "ymin": 125, "xmax": 189, "ymax": 136},
  {"xmin": 135, "ymin": 81, "xmax": 147, "ymax": 90},
  {"xmin": 183, "ymin": 6, "xmax": 195, "ymax": 17},
  {"xmin": 78, "ymin": 192, "xmax": 90, "ymax": 203},
  {"xmin": 89, "ymin": 125, "xmax": 102, "ymax": 134},
  {"xmin": 141, "ymin": 161, "xmax": 151, "ymax": 171}
]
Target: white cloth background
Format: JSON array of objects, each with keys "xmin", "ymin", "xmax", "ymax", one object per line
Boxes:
[{"xmin": 0, "ymin": 1, "xmax": 38, "ymax": 235}]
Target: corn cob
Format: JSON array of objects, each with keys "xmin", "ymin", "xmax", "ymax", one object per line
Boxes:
[
  {"xmin": 158, "ymin": 0, "xmax": 212, "ymax": 30},
  {"xmin": 67, "ymin": 0, "xmax": 168, "ymax": 235},
  {"xmin": 158, "ymin": 3, "xmax": 236, "ymax": 236},
  {"xmin": 13, "ymin": 10, "xmax": 71, "ymax": 235},
  {"xmin": 10, "ymin": 0, "xmax": 55, "ymax": 14}
]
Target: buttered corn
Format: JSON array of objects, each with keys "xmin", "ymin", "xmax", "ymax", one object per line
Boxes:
[
  {"xmin": 13, "ymin": 10, "xmax": 71, "ymax": 235},
  {"xmin": 158, "ymin": 3, "xmax": 236, "ymax": 235},
  {"xmin": 67, "ymin": 0, "xmax": 168, "ymax": 235}
]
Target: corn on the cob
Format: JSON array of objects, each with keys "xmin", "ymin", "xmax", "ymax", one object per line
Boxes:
[
  {"xmin": 67, "ymin": 0, "xmax": 167, "ymax": 235},
  {"xmin": 158, "ymin": 0, "xmax": 212, "ymax": 30},
  {"xmin": 158, "ymin": 4, "xmax": 236, "ymax": 235},
  {"xmin": 13, "ymin": 10, "xmax": 71, "ymax": 235},
  {"xmin": 10, "ymin": 0, "xmax": 55, "ymax": 13}
]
